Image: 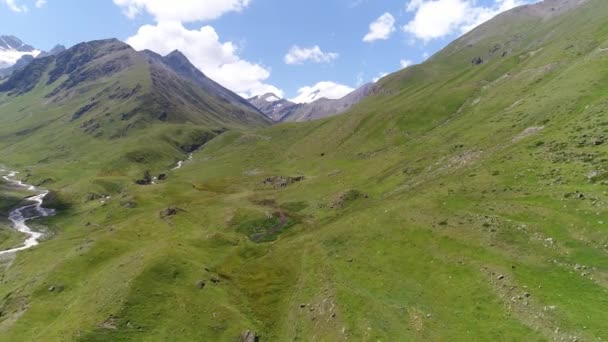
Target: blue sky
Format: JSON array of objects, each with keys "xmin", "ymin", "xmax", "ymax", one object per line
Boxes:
[{"xmin": 0, "ymin": 0, "xmax": 536, "ymax": 102}]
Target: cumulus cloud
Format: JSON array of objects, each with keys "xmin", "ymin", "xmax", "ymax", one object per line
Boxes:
[
  {"xmin": 400, "ymin": 59, "xmax": 413, "ymax": 68},
  {"xmin": 289, "ymin": 81, "xmax": 354, "ymax": 104},
  {"xmin": 126, "ymin": 21, "xmax": 283, "ymax": 98},
  {"xmin": 35, "ymin": 0, "xmax": 46, "ymax": 8},
  {"xmin": 403, "ymin": 0, "xmax": 532, "ymax": 41},
  {"xmin": 2, "ymin": 0, "xmax": 27, "ymax": 12},
  {"xmin": 363, "ymin": 13, "xmax": 396, "ymax": 42},
  {"xmin": 116, "ymin": 0, "xmax": 282, "ymax": 98},
  {"xmin": 113, "ymin": 0, "xmax": 250, "ymax": 22},
  {"xmin": 284, "ymin": 45, "xmax": 339, "ymax": 65}
]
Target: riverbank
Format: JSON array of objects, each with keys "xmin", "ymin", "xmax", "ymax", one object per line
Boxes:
[
  {"xmin": 0, "ymin": 177, "xmax": 30, "ymax": 251},
  {"xmin": 0, "ymin": 171, "xmax": 54, "ymax": 255}
]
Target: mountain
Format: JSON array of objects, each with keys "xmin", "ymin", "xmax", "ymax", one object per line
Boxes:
[
  {"xmin": 37, "ymin": 44, "xmax": 67, "ymax": 58},
  {"xmin": 3, "ymin": 0, "xmax": 608, "ymax": 341},
  {"xmin": 247, "ymin": 93, "xmax": 302, "ymax": 121},
  {"xmin": 143, "ymin": 49, "xmax": 263, "ymax": 117},
  {"xmin": 0, "ymin": 38, "xmax": 270, "ymax": 186},
  {"xmin": 281, "ymin": 83, "xmax": 374, "ymax": 122},
  {"xmin": 248, "ymin": 83, "xmax": 373, "ymax": 122},
  {"xmin": 0, "ymin": 42, "xmax": 66, "ymax": 78},
  {"xmin": 0, "ymin": 38, "xmax": 268, "ymax": 127},
  {"xmin": 0, "ymin": 54, "xmax": 34, "ymax": 78},
  {"xmin": 0, "ymin": 35, "xmax": 40, "ymax": 69}
]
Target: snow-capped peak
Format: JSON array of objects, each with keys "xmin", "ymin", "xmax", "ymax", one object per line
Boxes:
[
  {"xmin": 261, "ymin": 93, "xmax": 281, "ymax": 102},
  {"xmin": 265, "ymin": 95, "xmax": 280, "ymax": 102},
  {"xmin": 0, "ymin": 35, "xmax": 40, "ymax": 69}
]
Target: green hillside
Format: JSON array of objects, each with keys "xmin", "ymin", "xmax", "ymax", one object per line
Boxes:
[{"xmin": 1, "ymin": 0, "xmax": 608, "ymax": 340}]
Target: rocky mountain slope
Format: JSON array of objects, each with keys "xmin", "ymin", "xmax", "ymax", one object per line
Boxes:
[
  {"xmin": 0, "ymin": 44, "xmax": 65, "ymax": 78},
  {"xmin": 281, "ymin": 82, "xmax": 373, "ymax": 122},
  {"xmin": 1, "ymin": 0, "xmax": 608, "ymax": 341},
  {"xmin": 249, "ymin": 83, "xmax": 373, "ymax": 122},
  {"xmin": 247, "ymin": 93, "xmax": 302, "ymax": 121},
  {"xmin": 0, "ymin": 35, "xmax": 40, "ymax": 69},
  {"xmin": 0, "ymin": 35, "xmax": 42, "ymax": 78}
]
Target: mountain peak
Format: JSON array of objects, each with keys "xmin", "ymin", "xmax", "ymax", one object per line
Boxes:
[
  {"xmin": 0, "ymin": 35, "xmax": 36, "ymax": 52},
  {"xmin": 260, "ymin": 93, "xmax": 281, "ymax": 102},
  {"xmin": 166, "ymin": 49, "xmax": 188, "ymax": 60},
  {"xmin": 0, "ymin": 35, "xmax": 40, "ymax": 69}
]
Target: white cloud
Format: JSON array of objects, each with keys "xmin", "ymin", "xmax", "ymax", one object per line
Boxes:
[
  {"xmin": 115, "ymin": 0, "xmax": 282, "ymax": 98},
  {"xmin": 400, "ymin": 59, "xmax": 413, "ymax": 68},
  {"xmin": 113, "ymin": 0, "xmax": 250, "ymax": 22},
  {"xmin": 356, "ymin": 71, "xmax": 365, "ymax": 86},
  {"xmin": 289, "ymin": 81, "xmax": 354, "ymax": 104},
  {"xmin": 403, "ymin": 0, "xmax": 532, "ymax": 41},
  {"xmin": 373, "ymin": 72, "xmax": 388, "ymax": 83},
  {"xmin": 35, "ymin": 0, "xmax": 46, "ymax": 8},
  {"xmin": 363, "ymin": 13, "xmax": 396, "ymax": 42},
  {"xmin": 2, "ymin": 0, "xmax": 27, "ymax": 12},
  {"xmin": 284, "ymin": 45, "xmax": 339, "ymax": 65},
  {"xmin": 126, "ymin": 21, "xmax": 283, "ymax": 98}
]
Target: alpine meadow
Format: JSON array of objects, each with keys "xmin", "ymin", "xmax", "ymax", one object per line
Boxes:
[{"xmin": 0, "ymin": 0, "xmax": 607, "ymax": 341}]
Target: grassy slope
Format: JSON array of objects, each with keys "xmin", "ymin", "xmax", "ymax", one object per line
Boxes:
[{"xmin": 2, "ymin": 0, "xmax": 608, "ymax": 341}]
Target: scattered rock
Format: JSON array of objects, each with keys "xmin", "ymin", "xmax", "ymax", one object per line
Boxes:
[
  {"xmin": 159, "ymin": 206, "xmax": 181, "ymax": 219},
  {"xmin": 262, "ymin": 176, "xmax": 305, "ymax": 189},
  {"xmin": 196, "ymin": 280, "xmax": 206, "ymax": 289},
  {"xmin": 47, "ymin": 285, "xmax": 64, "ymax": 292},
  {"xmin": 471, "ymin": 56, "xmax": 483, "ymax": 65},
  {"xmin": 497, "ymin": 274, "xmax": 505, "ymax": 280},
  {"xmin": 135, "ymin": 170, "xmax": 152, "ymax": 185},
  {"xmin": 120, "ymin": 201, "xmax": 137, "ymax": 209},
  {"xmin": 101, "ymin": 317, "xmax": 118, "ymax": 330},
  {"xmin": 240, "ymin": 330, "xmax": 259, "ymax": 342},
  {"xmin": 84, "ymin": 193, "xmax": 103, "ymax": 202},
  {"xmin": 157, "ymin": 173, "xmax": 167, "ymax": 181},
  {"xmin": 513, "ymin": 126, "xmax": 545, "ymax": 142},
  {"xmin": 329, "ymin": 189, "xmax": 368, "ymax": 209}
]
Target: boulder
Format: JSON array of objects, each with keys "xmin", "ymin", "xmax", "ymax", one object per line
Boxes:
[
  {"xmin": 240, "ymin": 330, "xmax": 259, "ymax": 342},
  {"xmin": 262, "ymin": 176, "xmax": 305, "ymax": 189},
  {"xmin": 160, "ymin": 206, "xmax": 181, "ymax": 218}
]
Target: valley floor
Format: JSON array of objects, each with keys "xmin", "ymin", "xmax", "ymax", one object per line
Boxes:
[{"xmin": 1, "ymin": 119, "xmax": 607, "ymax": 341}]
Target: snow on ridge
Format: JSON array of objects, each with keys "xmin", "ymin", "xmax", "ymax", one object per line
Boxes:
[{"xmin": 264, "ymin": 95, "xmax": 280, "ymax": 102}]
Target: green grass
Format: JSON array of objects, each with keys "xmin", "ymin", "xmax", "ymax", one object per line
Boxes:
[{"xmin": 2, "ymin": 0, "xmax": 608, "ymax": 340}]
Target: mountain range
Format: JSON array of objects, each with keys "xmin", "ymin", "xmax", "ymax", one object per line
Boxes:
[
  {"xmin": 0, "ymin": 35, "xmax": 40, "ymax": 69},
  {"xmin": 2, "ymin": 0, "xmax": 608, "ymax": 340},
  {"xmin": 0, "ymin": 35, "xmax": 65, "ymax": 78},
  {"xmin": 1, "ymin": 36, "xmax": 371, "ymax": 124},
  {"xmin": 248, "ymin": 83, "xmax": 374, "ymax": 122}
]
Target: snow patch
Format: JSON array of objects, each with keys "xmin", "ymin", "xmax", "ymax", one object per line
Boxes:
[{"xmin": 265, "ymin": 95, "xmax": 280, "ymax": 102}]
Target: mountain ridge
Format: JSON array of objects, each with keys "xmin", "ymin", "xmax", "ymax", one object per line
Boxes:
[{"xmin": 248, "ymin": 83, "xmax": 374, "ymax": 122}]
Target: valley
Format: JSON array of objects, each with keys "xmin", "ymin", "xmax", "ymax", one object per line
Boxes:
[{"xmin": 0, "ymin": 0, "xmax": 607, "ymax": 340}]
